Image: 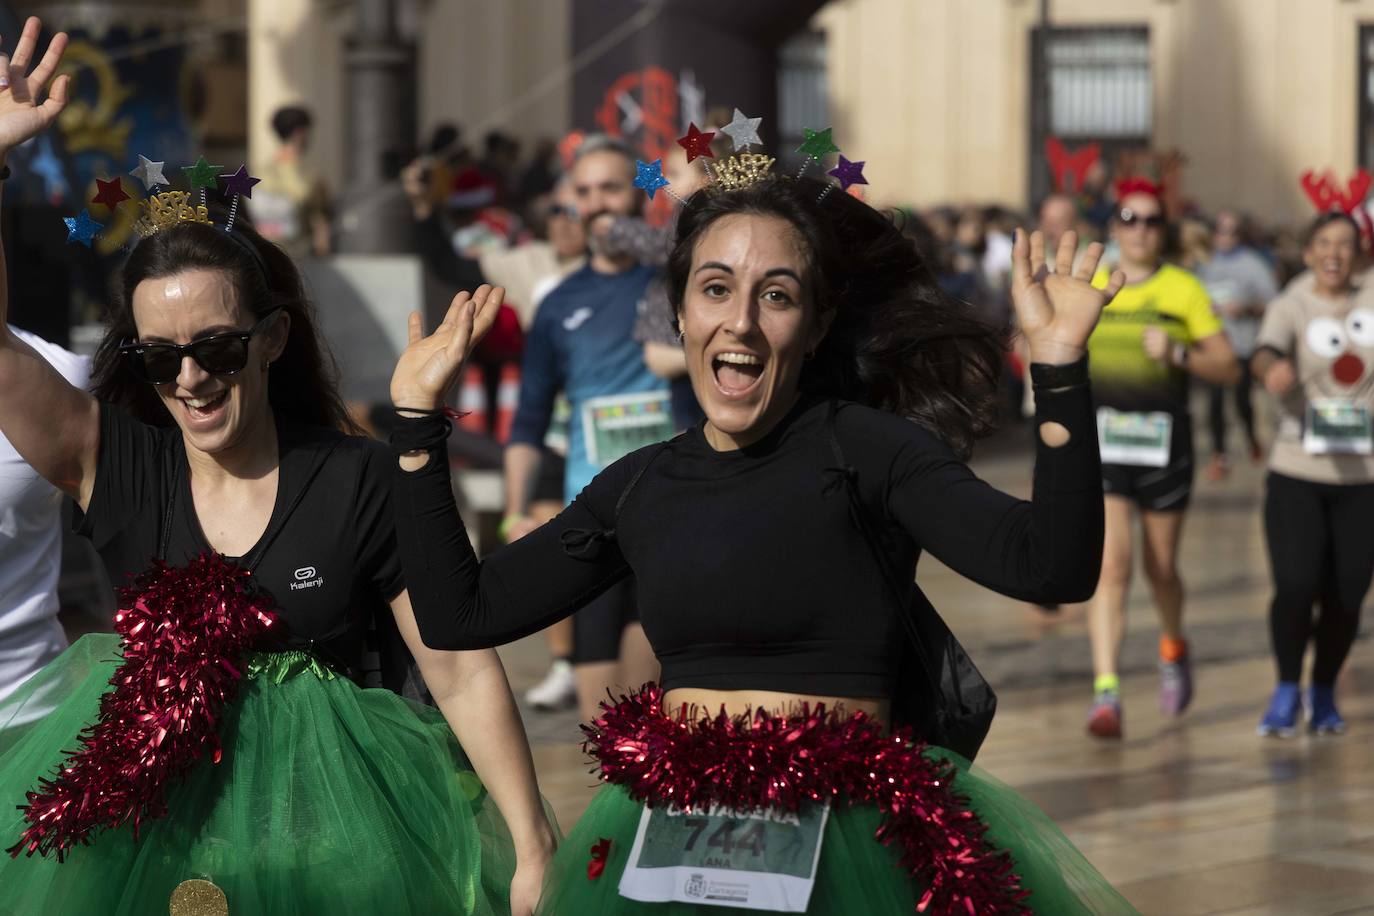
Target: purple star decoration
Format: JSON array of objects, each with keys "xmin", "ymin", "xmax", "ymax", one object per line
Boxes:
[
  {"xmin": 827, "ymin": 156, "xmax": 867, "ymax": 191},
  {"xmin": 62, "ymin": 209, "xmax": 104, "ymax": 247},
  {"xmin": 219, "ymin": 165, "xmax": 261, "ymax": 199},
  {"xmin": 634, "ymin": 159, "xmax": 670, "ymax": 200}
]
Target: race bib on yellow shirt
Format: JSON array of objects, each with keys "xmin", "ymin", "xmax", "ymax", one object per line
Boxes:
[
  {"xmin": 618, "ymin": 802, "xmax": 829, "ymax": 912},
  {"xmin": 1097, "ymin": 408, "xmax": 1173, "ymax": 467},
  {"xmin": 1303, "ymin": 399, "xmax": 1373, "ymax": 455},
  {"xmin": 580, "ymin": 391, "xmax": 674, "ymax": 468}
]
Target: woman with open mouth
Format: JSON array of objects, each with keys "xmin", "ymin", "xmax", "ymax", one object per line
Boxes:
[
  {"xmin": 390, "ymin": 161, "xmax": 1139, "ymax": 912},
  {"xmin": 0, "ymin": 19, "xmax": 553, "ymax": 915},
  {"xmin": 1252, "ymin": 210, "xmax": 1374, "ymax": 738}
]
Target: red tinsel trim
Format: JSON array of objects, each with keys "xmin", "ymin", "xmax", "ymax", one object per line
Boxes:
[
  {"xmin": 582, "ymin": 686, "xmax": 1030, "ymax": 915},
  {"xmin": 8, "ymin": 553, "xmax": 276, "ymax": 861}
]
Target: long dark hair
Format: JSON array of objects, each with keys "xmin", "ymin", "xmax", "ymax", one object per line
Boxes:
[
  {"xmin": 90, "ymin": 219, "xmax": 358, "ymax": 434},
  {"xmin": 666, "ymin": 176, "xmax": 1005, "ymax": 458}
]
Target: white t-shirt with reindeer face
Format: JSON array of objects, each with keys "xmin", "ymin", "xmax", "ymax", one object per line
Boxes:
[{"xmin": 1257, "ymin": 280, "xmax": 1374, "ymax": 484}]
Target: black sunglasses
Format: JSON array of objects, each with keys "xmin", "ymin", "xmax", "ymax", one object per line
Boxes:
[
  {"xmin": 1116, "ymin": 208, "xmax": 1166, "ymax": 229},
  {"xmin": 119, "ymin": 309, "xmax": 282, "ymax": 385}
]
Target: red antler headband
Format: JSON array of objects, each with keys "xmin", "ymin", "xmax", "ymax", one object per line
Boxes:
[{"xmin": 1300, "ymin": 168, "xmax": 1374, "ymax": 241}]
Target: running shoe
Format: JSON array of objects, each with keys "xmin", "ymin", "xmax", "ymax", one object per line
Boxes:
[
  {"xmin": 1257, "ymin": 682, "xmax": 1300, "ymax": 738},
  {"xmin": 1205, "ymin": 453, "xmax": 1230, "ymax": 482},
  {"xmin": 1087, "ymin": 691, "xmax": 1123, "ymax": 739},
  {"xmin": 524, "ymin": 658, "xmax": 576, "ymax": 711},
  {"xmin": 1158, "ymin": 654, "xmax": 1194, "ymax": 717},
  {"xmin": 1308, "ymin": 684, "xmax": 1347, "ymax": 735}
]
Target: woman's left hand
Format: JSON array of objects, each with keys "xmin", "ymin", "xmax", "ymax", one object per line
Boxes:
[
  {"xmin": 1011, "ymin": 229, "xmax": 1125, "ymax": 365},
  {"xmin": 510, "ymin": 854, "xmax": 549, "ymax": 916},
  {"xmin": 390, "ymin": 284, "xmax": 505, "ymax": 411}
]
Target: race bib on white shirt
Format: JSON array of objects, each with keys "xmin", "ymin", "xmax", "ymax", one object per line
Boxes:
[{"xmin": 1303, "ymin": 399, "xmax": 1373, "ymax": 455}]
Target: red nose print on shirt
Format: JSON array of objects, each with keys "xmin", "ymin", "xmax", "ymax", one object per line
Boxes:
[{"xmin": 1333, "ymin": 352, "xmax": 1366, "ymax": 386}]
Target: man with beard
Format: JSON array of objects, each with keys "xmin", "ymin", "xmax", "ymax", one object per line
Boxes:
[{"xmin": 501, "ymin": 135, "xmax": 664, "ymax": 719}]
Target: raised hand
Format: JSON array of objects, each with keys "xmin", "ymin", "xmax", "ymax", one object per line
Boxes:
[
  {"xmin": 390, "ymin": 285, "xmax": 505, "ymax": 411},
  {"xmin": 0, "ymin": 18, "xmax": 69, "ymax": 157},
  {"xmin": 1011, "ymin": 229, "xmax": 1126, "ymax": 365}
]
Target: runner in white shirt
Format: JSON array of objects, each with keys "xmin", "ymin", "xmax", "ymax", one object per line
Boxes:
[{"xmin": 0, "ymin": 326, "xmax": 88, "ymax": 702}]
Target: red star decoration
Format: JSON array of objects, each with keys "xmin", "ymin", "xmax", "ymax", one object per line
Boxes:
[
  {"xmin": 676, "ymin": 123, "xmax": 716, "ymax": 163},
  {"xmin": 91, "ymin": 177, "xmax": 130, "ymax": 211}
]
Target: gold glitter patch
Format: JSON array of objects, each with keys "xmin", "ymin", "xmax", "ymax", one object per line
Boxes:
[
  {"xmin": 712, "ymin": 153, "xmax": 776, "ymax": 192},
  {"xmin": 169, "ymin": 878, "xmax": 228, "ymax": 916}
]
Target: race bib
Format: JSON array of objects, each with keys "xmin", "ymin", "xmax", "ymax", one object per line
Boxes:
[
  {"xmin": 1303, "ymin": 399, "xmax": 1373, "ymax": 455},
  {"xmin": 581, "ymin": 391, "xmax": 674, "ymax": 468},
  {"xmin": 1097, "ymin": 408, "xmax": 1173, "ymax": 468},
  {"xmin": 617, "ymin": 802, "xmax": 829, "ymax": 912}
]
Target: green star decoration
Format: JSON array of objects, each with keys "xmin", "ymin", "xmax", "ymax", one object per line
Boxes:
[
  {"xmin": 796, "ymin": 127, "xmax": 840, "ymax": 160},
  {"xmin": 181, "ymin": 156, "xmax": 224, "ymax": 190}
]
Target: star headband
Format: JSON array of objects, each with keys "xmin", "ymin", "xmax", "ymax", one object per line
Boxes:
[
  {"xmin": 62, "ymin": 155, "xmax": 261, "ymax": 250},
  {"xmin": 632, "ymin": 108, "xmax": 867, "ymax": 205}
]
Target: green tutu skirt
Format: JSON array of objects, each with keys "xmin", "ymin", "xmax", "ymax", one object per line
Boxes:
[
  {"xmin": 539, "ymin": 749, "xmax": 1138, "ymax": 915},
  {"xmin": 0, "ymin": 633, "xmax": 525, "ymax": 915}
]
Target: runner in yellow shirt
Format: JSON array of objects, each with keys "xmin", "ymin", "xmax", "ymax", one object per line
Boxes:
[{"xmin": 1084, "ymin": 184, "xmax": 1240, "ymax": 738}]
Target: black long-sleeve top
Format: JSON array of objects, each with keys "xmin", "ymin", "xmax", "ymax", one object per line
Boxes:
[{"xmin": 393, "ymin": 382, "xmax": 1103, "ymax": 698}]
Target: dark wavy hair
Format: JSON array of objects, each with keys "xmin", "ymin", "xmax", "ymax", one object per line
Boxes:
[
  {"xmin": 665, "ymin": 176, "xmax": 1005, "ymax": 458},
  {"xmin": 1303, "ymin": 210, "xmax": 1360, "ymax": 248},
  {"xmin": 90, "ymin": 219, "xmax": 358, "ymax": 433}
]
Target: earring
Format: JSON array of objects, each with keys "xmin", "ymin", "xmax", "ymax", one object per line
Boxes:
[
  {"xmin": 676, "ymin": 323, "xmax": 685, "ymax": 344},
  {"xmin": 261, "ymin": 359, "xmax": 271, "ymax": 371}
]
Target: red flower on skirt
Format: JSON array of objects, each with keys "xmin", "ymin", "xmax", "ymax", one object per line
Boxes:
[{"xmin": 587, "ymin": 837, "xmax": 612, "ymax": 880}]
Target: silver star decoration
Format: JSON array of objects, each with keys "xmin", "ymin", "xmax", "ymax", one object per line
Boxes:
[
  {"xmin": 129, "ymin": 154, "xmax": 169, "ymax": 190},
  {"xmin": 720, "ymin": 108, "xmax": 763, "ymax": 152}
]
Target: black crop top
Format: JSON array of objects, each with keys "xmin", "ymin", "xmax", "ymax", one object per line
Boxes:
[
  {"xmin": 393, "ymin": 383, "xmax": 1103, "ymax": 698},
  {"xmin": 78, "ymin": 402, "xmax": 406, "ymax": 681}
]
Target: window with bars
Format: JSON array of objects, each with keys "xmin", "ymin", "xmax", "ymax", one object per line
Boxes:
[
  {"xmin": 778, "ymin": 30, "xmax": 829, "ymax": 171},
  {"xmin": 1359, "ymin": 26, "xmax": 1374, "ymax": 172},
  {"xmin": 1030, "ymin": 25, "xmax": 1152, "ymax": 206}
]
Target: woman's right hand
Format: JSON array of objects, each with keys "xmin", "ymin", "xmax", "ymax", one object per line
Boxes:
[
  {"xmin": 390, "ymin": 284, "xmax": 505, "ymax": 411},
  {"xmin": 0, "ymin": 18, "xmax": 69, "ymax": 160},
  {"xmin": 1263, "ymin": 358, "xmax": 1297, "ymax": 395}
]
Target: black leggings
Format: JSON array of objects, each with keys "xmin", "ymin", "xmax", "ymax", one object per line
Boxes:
[
  {"xmin": 1264, "ymin": 472, "xmax": 1374, "ymax": 685},
  {"xmin": 1208, "ymin": 355, "xmax": 1256, "ymax": 455}
]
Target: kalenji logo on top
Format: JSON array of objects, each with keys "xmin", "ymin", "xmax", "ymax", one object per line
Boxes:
[{"xmin": 291, "ymin": 567, "xmax": 324, "ymax": 591}]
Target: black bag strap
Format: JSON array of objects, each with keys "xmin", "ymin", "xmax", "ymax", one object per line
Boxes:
[
  {"xmin": 559, "ymin": 437, "xmax": 679, "ymax": 560},
  {"xmin": 822, "ymin": 400, "xmax": 945, "ymax": 699}
]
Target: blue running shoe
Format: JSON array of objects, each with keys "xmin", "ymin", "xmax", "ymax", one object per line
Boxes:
[
  {"xmin": 1308, "ymin": 685, "xmax": 1347, "ymax": 735},
  {"xmin": 1258, "ymin": 682, "xmax": 1300, "ymax": 738}
]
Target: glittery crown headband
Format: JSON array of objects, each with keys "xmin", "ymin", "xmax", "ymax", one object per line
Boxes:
[
  {"xmin": 633, "ymin": 108, "xmax": 867, "ymax": 205},
  {"xmin": 62, "ymin": 155, "xmax": 261, "ymax": 251}
]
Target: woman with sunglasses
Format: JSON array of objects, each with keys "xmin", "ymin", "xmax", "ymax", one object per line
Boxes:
[
  {"xmin": 0, "ymin": 19, "xmax": 554, "ymax": 915},
  {"xmin": 1083, "ymin": 180, "xmax": 1240, "ymax": 739}
]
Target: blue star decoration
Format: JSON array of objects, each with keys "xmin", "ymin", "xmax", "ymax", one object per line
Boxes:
[
  {"xmin": 62, "ymin": 209, "xmax": 104, "ymax": 247},
  {"xmin": 219, "ymin": 165, "xmax": 261, "ymax": 199},
  {"xmin": 827, "ymin": 156, "xmax": 868, "ymax": 191},
  {"xmin": 634, "ymin": 159, "xmax": 670, "ymax": 200}
]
